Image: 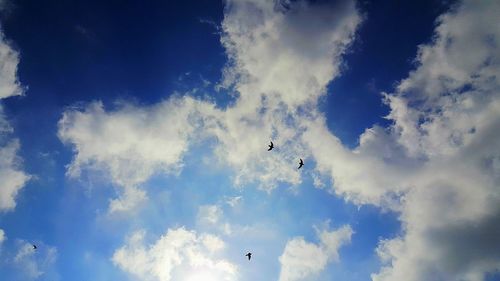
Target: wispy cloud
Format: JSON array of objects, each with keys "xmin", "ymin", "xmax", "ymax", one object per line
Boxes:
[{"xmin": 0, "ymin": 231, "xmax": 58, "ymax": 281}]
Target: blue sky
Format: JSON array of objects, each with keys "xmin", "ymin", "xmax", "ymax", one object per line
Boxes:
[{"xmin": 0, "ymin": 0, "xmax": 499, "ymax": 280}]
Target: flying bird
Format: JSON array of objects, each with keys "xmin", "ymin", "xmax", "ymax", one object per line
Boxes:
[
  {"xmin": 268, "ymin": 141, "xmax": 274, "ymax": 151},
  {"xmin": 32, "ymin": 244, "xmax": 37, "ymax": 250},
  {"xmin": 298, "ymin": 158, "xmax": 304, "ymax": 169},
  {"xmin": 245, "ymin": 252, "xmax": 252, "ymax": 260}
]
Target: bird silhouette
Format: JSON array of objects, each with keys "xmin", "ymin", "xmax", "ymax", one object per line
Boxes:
[
  {"xmin": 298, "ymin": 158, "xmax": 304, "ymax": 169},
  {"xmin": 245, "ymin": 252, "xmax": 252, "ymax": 260},
  {"xmin": 268, "ymin": 141, "xmax": 274, "ymax": 151},
  {"xmin": 32, "ymin": 244, "xmax": 37, "ymax": 250}
]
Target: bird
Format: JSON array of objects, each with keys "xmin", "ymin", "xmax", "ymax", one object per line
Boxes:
[
  {"xmin": 245, "ymin": 252, "xmax": 252, "ymax": 260},
  {"xmin": 298, "ymin": 158, "xmax": 304, "ymax": 169},
  {"xmin": 268, "ymin": 141, "xmax": 274, "ymax": 151},
  {"xmin": 32, "ymin": 244, "xmax": 37, "ymax": 250}
]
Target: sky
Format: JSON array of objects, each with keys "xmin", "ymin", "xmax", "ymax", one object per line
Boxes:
[{"xmin": 0, "ymin": 0, "xmax": 499, "ymax": 280}]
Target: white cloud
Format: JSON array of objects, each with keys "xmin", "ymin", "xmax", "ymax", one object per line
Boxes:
[
  {"xmin": 108, "ymin": 185, "xmax": 148, "ymax": 213},
  {"xmin": 0, "ymin": 238, "xmax": 59, "ymax": 281},
  {"xmin": 58, "ymin": 98, "xmax": 210, "ymax": 187},
  {"xmin": 210, "ymin": 0, "xmax": 362, "ymax": 190},
  {"xmin": 57, "ymin": 0, "xmax": 500, "ymax": 279},
  {"xmin": 197, "ymin": 204, "xmax": 233, "ymax": 236},
  {"xmin": 59, "ymin": 1, "xmax": 360, "ymax": 211},
  {"xmin": 225, "ymin": 196, "xmax": 242, "ymax": 208},
  {"xmin": 59, "ymin": 0, "xmax": 362, "ymax": 212},
  {"xmin": 198, "ymin": 204, "xmax": 223, "ymax": 225},
  {"xmin": 0, "ymin": 228, "xmax": 5, "ymax": 246},
  {"xmin": 0, "ymin": 104, "xmax": 13, "ymax": 133},
  {"xmin": 221, "ymin": 0, "xmax": 361, "ymax": 107},
  {"xmin": 43, "ymin": 1, "xmax": 500, "ymax": 280},
  {"xmin": 0, "ymin": 27, "xmax": 29, "ymax": 213},
  {"xmin": 0, "ymin": 139, "xmax": 31, "ymax": 211},
  {"xmin": 296, "ymin": 0, "xmax": 500, "ymax": 280},
  {"xmin": 112, "ymin": 227, "xmax": 238, "ymax": 281},
  {"xmin": 368, "ymin": 1, "xmax": 500, "ymax": 279},
  {"xmin": 0, "ymin": 31, "xmax": 23, "ymax": 99},
  {"xmin": 58, "ymin": 98, "xmax": 215, "ymax": 212},
  {"xmin": 279, "ymin": 223, "xmax": 353, "ymax": 281}
]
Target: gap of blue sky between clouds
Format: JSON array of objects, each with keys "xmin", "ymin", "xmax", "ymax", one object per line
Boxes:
[{"xmin": 1, "ymin": 0, "xmax": 500, "ymax": 280}]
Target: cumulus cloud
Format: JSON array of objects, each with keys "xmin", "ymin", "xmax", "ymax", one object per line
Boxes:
[
  {"xmin": 0, "ymin": 31, "xmax": 23, "ymax": 99},
  {"xmin": 57, "ymin": 0, "xmax": 500, "ymax": 279},
  {"xmin": 112, "ymin": 227, "xmax": 238, "ymax": 281},
  {"xmin": 294, "ymin": 0, "xmax": 500, "ymax": 280},
  {"xmin": 210, "ymin": 0, "xmax": 361, "ymax": 190},
  {"xmin": 58, "ymin": 0, "xmax": 362, "ymax": 212},
  {"xmin": 369, "ymin": 1, "xmax": 500, "ymax": 280},
  {"xmin": 58, "ymin": 98, "xmax": 215, "ymax": 212},
  {"xmin": 58, "ymin": 99, "xmax": 211, "ymax": 186},
  {"xmin": 0, "ymin": 26, "xmax": 29, "ymax": 212},
  {"xmin": 0, "ymin": 140, "xmax": 30, "ymax": 211},
  {"xmin": 279, "ymin": 223, "xmax": 353, "ymax": 281}
]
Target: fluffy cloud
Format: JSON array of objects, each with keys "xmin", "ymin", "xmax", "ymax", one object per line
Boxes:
[
  {"xmin": 211, "ymin": 0, "xmax": 361, "ymax": 189},
  {"xmin": 221, "ymin": 0, "xmax": 360, "ymax": 106},
  {"xmin": 0, "ymin": 27, "xmax": 29, "ymax": 212},
  {"xmin": 297, "ymin": 0, "xmax": 500, "ymax": 280},
  {"xmin": 112, "ymin": 227, "xmax": 238, "ymax": 281},
  {"xmin": 58, "ymin": 99, "xmax": 211, "ymax": 186},
  {"xmin": 0, "ymin": 31, "xmax": 23, "ymax": 99},
  {"xmin": 57, "ymin": 0, "xmax": 500, "ymax": 279},
  {"xmin": 369, "ymin": 1, "xmax": 500, "ymax": 280},
  {"xmin": 58, "ymin": 0, "xmax": 362, "ymax": 212},
  {"xmin": 279, "ymin": 223, "xmax": 353, "ymax": 281},
  {"xmin": 58, "ymin": 98, "xmax": 215, "ymax": 212},
  {"xmin": 0, "ymin": 140, "xmax": 30, "ymax": 211}
]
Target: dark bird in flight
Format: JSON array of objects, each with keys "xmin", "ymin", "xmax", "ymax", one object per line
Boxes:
[
  {"xmin": 245, "ymin": 252, "xmax": 252, "ymax": 260},
  {"xmin": 268, "ymin": 141, "xmax": 274, "ymax": 151},
  {"xmin": 32, "ymin": 245, "xmax": 37, "ymax": 250},
  {"xmin": 298, "ymin": 158, "xmax": 304, "ymax": 169}
]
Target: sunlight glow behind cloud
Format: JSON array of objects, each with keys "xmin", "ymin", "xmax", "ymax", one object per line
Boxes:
[
  {"xmin": 54, "ymin": 0, "xmax": 500, "ymax": 280},
  {"xmin": 112, "ymin": 227, "xmax": 238, "ymax": 281}
]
